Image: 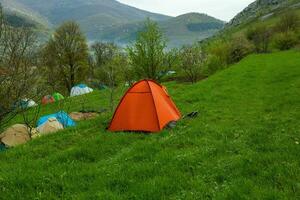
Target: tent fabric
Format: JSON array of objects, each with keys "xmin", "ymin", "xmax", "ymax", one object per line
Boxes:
[
  {"xmin": 15, "ymin": 99, "xmax": 37, "ymax": 109},
  {"xmin": 70, "ymin": 84, "xmax": 93, "ymax": 97},
  {"xmin": 0, "ymin": 124, "xmax": 31, "ymax": 147},
  {"xmin": 37, "ymin": 117, "xmax": 64, "ymax": 135},
  {"xmin": 52, "ymin": 93, "xmax": 64, "ymax": 101},
  {"xmin": 0, "ymin": 143, "xmax": 6, "ymax": 151},
  {"xmin": 108, "ymin": 80, "xmax": 181, "ymax": 133},
  {"xmin": 42, "ymin": 95, "xmax": 55, "ymax": 105},
  {"xmin": 37, "ymin": 111, "xmax": 76, "ymax": 128}
]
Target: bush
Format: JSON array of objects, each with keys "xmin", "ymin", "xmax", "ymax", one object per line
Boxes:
[
  {"xmin": 204, "ymin": 54, "xmax": 225, "ymax": 76},
  {"xmin": 179, "ymin": 45, "xmax": 206, "ymax": 83},
  {"xmin": 273, "ymin": 31, "xmax": 298, "ymax": 50},
  {"xmin": 207, "ymin": 39, "xmax": 231, "ymax": 67},
  {"xmin": 275, "ymin": 12, "xmax": 300, "ymax": 33},
  {"xmin": 228, "ymin": 34, "xmax": 254, "ymax": 64},
  {"xmin": 246, "ymin": 24, "xmax": 272, "ymax": 53}
]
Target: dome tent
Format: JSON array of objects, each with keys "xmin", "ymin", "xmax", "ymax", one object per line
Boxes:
[
  {"xmin": 42, "ymin": 95, "xmax": 55, "ymax": 105},
  {"xmin": 52, "ymin": 93, "xmax": 64, "ymax": 101},
  {"xmin": 108, "ymin": 80, "xmax": 181, "ymax": 133},
  {"xmin": 37, "ymin": 111, "xmax": 76, "ymax": 128},
  {"xmin": 70, "ymin": 84, "xmax": 93, "ymax": 97},
  {"xmin": 0, "ymin": 124, "xmax": 31, "ymax": 147},
  {"xmin": 37, "ymin": 117, "xmax": 64, "ymax": 135}
]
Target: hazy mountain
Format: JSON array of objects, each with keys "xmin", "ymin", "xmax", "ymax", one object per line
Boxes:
[
  {"xmin": 99, "ymin": 13, "xmax": 225, "ymax": 48},
  {"xmin": 0, "ymin": 0, "xmax": 225, "ymax": 47}
]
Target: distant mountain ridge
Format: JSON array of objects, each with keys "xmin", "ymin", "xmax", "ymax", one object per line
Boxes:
[
  {"xmin": 227, "ymin": 0, "xmax": 300, "ymax": 28},
  {"xmin": 0, "ymin": 0, "xmax": 225, "ymax": 47}
]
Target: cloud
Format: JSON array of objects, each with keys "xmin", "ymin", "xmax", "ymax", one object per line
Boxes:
[{"xmin": 118, "ymin": 0, "xmax": 255, "ymax": 21}]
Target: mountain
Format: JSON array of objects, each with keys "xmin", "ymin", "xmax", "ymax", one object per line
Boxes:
[
  {"xmin": 96, "ymin": 13, "xmax": 225, "ymax": 48},
  {"xmin": 227, "ymin": 0, "xmax": 300, "ymax": 28},
  {"xmin": 0, "ymin": 0, "xmax": 224, "ymax": 47}
]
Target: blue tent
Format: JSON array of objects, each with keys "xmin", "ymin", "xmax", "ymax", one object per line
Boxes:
[
  {"xmin": 77, "ymin": 84, "xmax": 88, "ymax": 88},
  {"xmin": 37, "ymin": 111, "xmax": 76, "ymax": 128}
]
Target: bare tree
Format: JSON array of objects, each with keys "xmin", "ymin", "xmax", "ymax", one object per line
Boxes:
[
  {"xmin": 179, "ymin": 45, "xmax": 206, "ymax": 83},
  {"xmin": 0, "ymin": 5, "xmax": 39, "ymax": 130}
]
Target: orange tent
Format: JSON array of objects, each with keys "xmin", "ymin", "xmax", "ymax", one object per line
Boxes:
[
  {"xmin": 108, "ymin": 80, "xmax": 181, "ymax": 132},
  {"xmin": 41, "ymin": 95, "xmax": 55, "ymax": 105}
]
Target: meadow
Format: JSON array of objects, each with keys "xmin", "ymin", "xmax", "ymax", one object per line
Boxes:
[{"xmin": 0, "ymin": 51, "xmax": 299, "ymax": 199}]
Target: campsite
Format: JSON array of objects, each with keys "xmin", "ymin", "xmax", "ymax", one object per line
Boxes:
[{"xmin": 0, "ymin": 0, "xmax": 300, "ymax": 199}]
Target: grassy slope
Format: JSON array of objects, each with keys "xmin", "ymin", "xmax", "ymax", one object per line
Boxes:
[{"xmin": 0, "ymin": 51, "xmax": 300, "ymax": 199}]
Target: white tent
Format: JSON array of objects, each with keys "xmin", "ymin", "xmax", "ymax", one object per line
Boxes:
[
  {"xmin": 70, "ymin": 84, "xmax": 93, "ymax": 97},
  {"xmin": 23, "ymin": 99, "xmax": 38, "ymax": 108}
]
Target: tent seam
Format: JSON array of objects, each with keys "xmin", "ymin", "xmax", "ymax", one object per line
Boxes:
[{"xmin": 146, "ymin": 81, "xmax": 161, "ymax": 131}]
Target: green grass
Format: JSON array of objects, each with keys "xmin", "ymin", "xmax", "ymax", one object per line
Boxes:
[{"xmin": 1, "ymin": 51, "xmax": 300, "ymax": 199}]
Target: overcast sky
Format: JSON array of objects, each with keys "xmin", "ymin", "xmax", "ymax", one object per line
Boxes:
[{"xmin": 118, "ymin": 0, "xmax": 255, "ymax": 21}]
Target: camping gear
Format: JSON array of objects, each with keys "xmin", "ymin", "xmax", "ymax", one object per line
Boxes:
[
  {"xmin": 42, "ymin": 95, "xmax": 55, "ymax": 105},
  {"xmin": 37, "ymin": 117, "xmax": 64, "ymax": 135},
  {"xmin": 37, "ymin": 111, "xmax": 76, "ymax": 128},
  {"xmin": 0, "ymin": 124, "xmax": 31, "ymax": 147},
  {"xmin": 108, "ymin": 79, "xmax": 181, "ymax": 132},
  {"xmin": 52, "ymin": 93, "xmax": 64, "ymax": 101},
  {"xmin": 15, "ymin": 99, "xmax": 37, "ymax": 109},
  {"xmin": 184, "ymin": 111, "xmax": 199, "ymax": 119},
  {"xmin": 70, "ymin": 84, "xmax": 93, "ymax": 97},
  {"xmin": 0, "ymin": 143, "xmax": 6, "ymax": 151}
]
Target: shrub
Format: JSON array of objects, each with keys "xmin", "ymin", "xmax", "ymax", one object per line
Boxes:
[
  {"xmin": 204, "ymin": 54, "xmax": 225, "ymax": 76},
  {"xmin": 275, "ymin": 12, "xmax": 300, "ymax": 33},
  {"xmin": 273, "ymin": 31, "xmax": 298, "ymax": 50},
  {"xmin": 179, "ymin": 45, "xmax": 206, "ymax": 83},
  {"xmin": 246, "ymin": 24, "xmax": 272, "ymax": 53},
  {"xmin": 228, "ymin": 34, "xmax": 254, "ymax": 64},
  {"xmin": 206, "ymin": 39, "xmax": 231, "ymax": 67}
]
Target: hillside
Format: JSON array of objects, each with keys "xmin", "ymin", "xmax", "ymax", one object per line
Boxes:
[
  {"xmin": 0, "ymin": 51, "xmax": 299, "ymax": 199},
  {"xmin": 226, "ymin": 0, "xmax": 300, "ymax": 29},
  {"xmin": 0, "ymin": 0, "xmax": 224, "ymax": 47}
]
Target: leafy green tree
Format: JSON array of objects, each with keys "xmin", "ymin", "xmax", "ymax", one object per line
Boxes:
[
  {"xmin": 91, "ymin": 42, "xmax": 118, "ymax": 83},
  {"xmin": 128, "ymin": 19, "xmax": 166, "ymax": 81},
  {"xmin": 43, "ymin": 21, "xmax": 89, "ymax": 93}
]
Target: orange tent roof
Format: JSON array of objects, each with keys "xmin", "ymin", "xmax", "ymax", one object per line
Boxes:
[{"xmin": 108, "ymin": 80, "xmax": 181, "ymax": 133}]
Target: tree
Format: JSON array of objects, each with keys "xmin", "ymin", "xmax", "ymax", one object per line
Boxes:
[
  {"xmin": 91, "ymin": 42, "xmax": 118, "ymax": 84},
  {"xmin": 103, "ymin": 54, "xmax": 126, "ymax": 112},
  {"xmin": 92, "ymin": 42, "xmax": 117, "ymax": 67},
  {"xmin": 43, "ymin": 21, "xmax": 89, "ymax": 93},
  {"xmin": 0, "ymin": 4, "xmax": 39, "ymax": 130},
  {"xmin": 164, "ymin": 48, "xmax": 180, "ymax": 71},
  {"xmin": 179, "ymin": 45, "xmax": 206, "ymax": 83},
  {"xmin": 228, "ymin": 34, "xmax": 254, "ymax": 64},
  {"xmin": 247, "ymin": 24, "xmax": 272, "ymax": 53},
  {"xmin": 128, "ymin": 19, "xmax": 166, "ymax": 81},
  {"xmin": 275, "ymin": 12, "xmax": 299, "ymax": 33}
]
